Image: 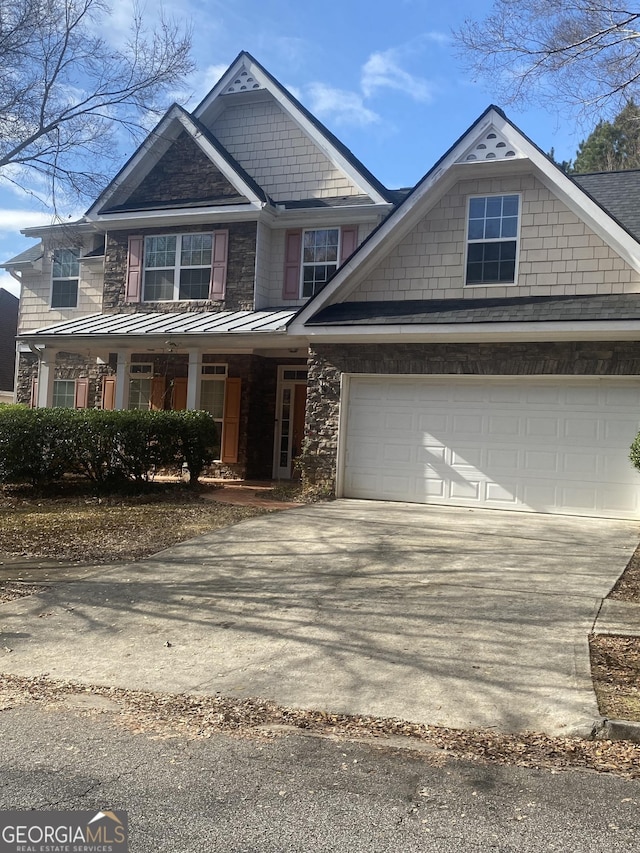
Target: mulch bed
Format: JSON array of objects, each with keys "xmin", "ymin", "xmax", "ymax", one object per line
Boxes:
[{"xmin": 590, "ymin": 634, "xmax": 640, "ymax": 721}]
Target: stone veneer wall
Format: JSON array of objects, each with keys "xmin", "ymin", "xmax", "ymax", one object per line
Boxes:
[
  {"xmin": 16, "ymin": 352, "xmax": 114, "ymax": 409},
  {"xmin": 118, "ymin": 132, "xmax": 241, "ymax": 209},
  {"xmin": 103, "ymin": 222, "xmax": 257, "ymax": 313},
  {"xmin": 304, "ymin": 341, "xmax": 640, "ymax": 493}
]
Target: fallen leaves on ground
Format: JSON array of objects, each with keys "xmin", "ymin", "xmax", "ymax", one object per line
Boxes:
[
  {"xmin": 0, "ymin": 582, "xmax": 49, "ymax": 603},
  {"xmin": 0, "ymin": 488, "xmax": 266, "ymax": 564},
  {"xmin": 609, "ymin": 543, "xmax": 640, "ymax": 603},
  {"xmin": 1, "ymin": 672, "xmax": 639, "ymax": 778},
  {"xmin": 590, "ymin": 634, "xmax": 640, "ymax": 721}
]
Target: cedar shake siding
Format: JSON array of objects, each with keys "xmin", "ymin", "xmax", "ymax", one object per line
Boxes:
[{"xmin": 103, "ymin": 222, "xmax": 257, "ymax": 312}]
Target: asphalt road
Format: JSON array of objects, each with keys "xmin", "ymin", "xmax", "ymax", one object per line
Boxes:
[{"xmin": 0, "ymin": 703, "xmax": 639, "ymax": 853}]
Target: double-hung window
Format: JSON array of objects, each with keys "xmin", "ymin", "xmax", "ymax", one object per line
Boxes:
[
  {"xmin": 51, "ymin": 249, "xmax": 79, "ymax": 308},
  {"xmin": 143, "ymin": 234, "xmax": 213, "ymax": 301},
  {"xmin": 301, "ymin": 228, "xmax": 340, "ymax": 298},
  {"xmin": 466, "ymin": 195, "xmax": 519, "ymax": 286}
]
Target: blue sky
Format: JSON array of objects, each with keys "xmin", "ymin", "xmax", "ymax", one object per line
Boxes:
[{"xmin": 0, "ymin": 0, "xmax": 588, "ymax": 297}]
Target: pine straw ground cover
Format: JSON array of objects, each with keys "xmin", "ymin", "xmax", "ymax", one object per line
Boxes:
[{"xmin": 1, "ymin": 673, "xmax": 639, "ymax": 778}]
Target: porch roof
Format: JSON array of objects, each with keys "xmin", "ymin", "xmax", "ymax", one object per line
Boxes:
[{"xmin": 21, "ymin": 309, "xmax": 297, "ymax": 339}]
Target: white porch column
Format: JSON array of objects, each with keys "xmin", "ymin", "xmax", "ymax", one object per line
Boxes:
[
  {"xmin": 36, "ymin": 349, "xmax": 56, "ymax": 408},
  {"xmin": 186, "ymin": 349, "xmax": 202, "ymax": 410},
  {"xmin": 114, "ymin": 351, "xmax": 130, "ymax": 410}
]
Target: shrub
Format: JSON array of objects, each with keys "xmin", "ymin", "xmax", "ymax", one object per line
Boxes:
[
  {"xmin": 0, "ymin": 407, "xmax": 220, "ymax": 490},
  {"xmin": 0, "ymin": 405, "xmax": 77, "ymax": 486},
  {"xmin": 630, "ymin": 433, "xmax": 640, "ymax": 474}
]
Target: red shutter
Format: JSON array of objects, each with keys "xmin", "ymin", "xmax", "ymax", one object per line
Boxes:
[
  {"xmin": 209, "ymin": 230, "xmax": 228, "ymax": 300},
  {"xmin": 74, "ymin": 378, "xmax": 89, "ymax": 409},
  {"xmin": 101, "ymin": 376, "xmax": 116, "ymax": 410},
  {"xmin": 126, "ymin": 235, "xmax": 144, "ymax": 302},
  {"xmin": 340, "ymin": 226, "xmax": 358, "ymax": 264},
  {"xmin": 30, "ymin": 377, "xmax": 38, "ymax": 408},
  {"xmin": 172, "ymin": 377, "xmax": 188, "ymax": 411},
  {"xmin": 282, "ymin": 229, "xmax": 302, "ymax": 299},
  {"xmin": 151, "ymin": 376, "xmax": 166, "ymax": 411},
  {"xmin": 221, "ymin": 377, "xmax": 241, "ymax": 463}
]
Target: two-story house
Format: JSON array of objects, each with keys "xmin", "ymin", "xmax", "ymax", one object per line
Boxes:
[{"xmin": 7, "ymin": 52, "xmax": 640, "ymax": 518}]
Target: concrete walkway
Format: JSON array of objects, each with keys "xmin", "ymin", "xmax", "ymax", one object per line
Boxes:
[{"xmin": 0, "ymin": 501, "xmax": 637, "ymax": 735}]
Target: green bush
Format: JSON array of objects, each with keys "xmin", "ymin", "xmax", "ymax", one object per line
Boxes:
[
  {"xmin": 0, "ymin": 406, "xmax": 219, "ymax": 490},
  {"xmin": 0, "ymin": 405, "xmax": 77, "ymax": 486},
  {"xmin": 630, "ymin": 433, "xmax": 640, "ymax": 474}
]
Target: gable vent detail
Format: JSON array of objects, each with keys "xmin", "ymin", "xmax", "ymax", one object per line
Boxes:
[
  {"xmin": 457, "ymin": 126, "xmax": 521, "ymax": 163},
  {"xmin": 224, "ymin": 66, "xmax": 263, "ymax": 94}
]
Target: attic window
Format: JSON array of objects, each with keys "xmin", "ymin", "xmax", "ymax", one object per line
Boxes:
[{"xmin": 466, "ymin": 194, "xmax": 519, "ymax": 286}]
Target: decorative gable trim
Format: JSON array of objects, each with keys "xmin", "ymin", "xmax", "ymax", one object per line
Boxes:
[
  {"xmin": 456, "ymin": 125, "xmax": 521, "ymax": 163},
  {"xmin": 288, "ymin": 105, "xmax": 640, "ymax": 332},
  {"xmin": 194, "ymin": 51, "xmax": 391, "ymax": 206},
  {"xmin": 86, "ymin": 105, "xmax": 267, "ymax": 218}
]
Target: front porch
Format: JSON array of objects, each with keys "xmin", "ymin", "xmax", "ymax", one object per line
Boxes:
[{"xmin": 17, "ymin": 309, "xmax": 309, "ymax": 481}]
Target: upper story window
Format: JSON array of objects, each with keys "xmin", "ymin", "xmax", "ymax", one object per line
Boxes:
[
  {"xmin": 51, "ymin": 249, "xmax": 79, "ymax": 308},
  {"xmin": 466, "ymin": 195, "xmax": 519, "ymax": 286},
  {"xmin": 302, "ymin": 228, "xmax": 340, "ymax": 298},
  {"xmin": 143, "ymin": 234, "xmax": 213, "ymax": 301}
]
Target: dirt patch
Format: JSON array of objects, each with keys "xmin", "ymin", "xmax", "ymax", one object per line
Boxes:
[
  {"xmin": 609, "ymin": 543, "xmax": 640, "ymax": 603},
  {"xmin": 590, "ymin": 634, "xmax": 640, "ymax": 722},
  {"xmin": 0, "ymin": 485, "xmax": 267, "ymax": 565},
  {"xmin": 1, "ymin": 672, "xmax": 639, "ymax": 777}
]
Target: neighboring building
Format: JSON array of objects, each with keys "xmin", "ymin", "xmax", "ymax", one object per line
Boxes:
[
  {"xmin": 5, "ymin": 52, "xmax": 640, "ymax": 518},
  {"xmin": 0, "ymin": 288, "xmax": 18, "ymax": 398}
]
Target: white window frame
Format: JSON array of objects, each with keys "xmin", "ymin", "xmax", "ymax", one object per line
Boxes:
[
  {"xmin": 200, "ymin": 363, "xmax": 227, "ymax": 461},
  {"xmin": 300, "ymin": 228, "xmax": 341, "ymax": 299},
  {"xmin": 128, "ymin": 362, "xmax": 154, "ymax": 411},
  {"xmin": 50, "ymin": 248, "xmax": 79, "ymax": 309},
  {"xmin": 52, "ymin": 379, "xmax": 76, "ymax": 408},
  {"xmin": 142, "ymin": 233, "xmax": 213, "ymax": 302},
  {"xmin": 464, "ymin": 193, "xmax": 521, "ymax": 288}
]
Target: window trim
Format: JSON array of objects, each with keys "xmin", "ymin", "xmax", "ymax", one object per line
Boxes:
[
  {"xmin": 50, "ymin": 248, "xmax": 80, "ymax": 309},
  {"xmin": 142, "ymin": 232, "xmax": 214, "ymax": 302},
  {"xmin": 464, "ymin": 193, "xmax": 521, "ymax": 288},
  {"xmin": 52, "ymin": 379, "xmax": 76, "ymax": 408},
  {"xmin": 300, "ymin": 227, "xmax": 341, "ymax": 299}
]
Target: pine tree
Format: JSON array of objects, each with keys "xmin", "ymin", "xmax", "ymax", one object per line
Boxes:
[{"xmin": 573, "ymin": 102, "xmax": 640, "ymax": 173}]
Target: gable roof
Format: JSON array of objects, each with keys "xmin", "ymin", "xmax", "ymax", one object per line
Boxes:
[
  {"xmin": 86, "ymin": 104, "xmax": 269, "ymax": 218},
  {"xmin": 289, "ymin": 106, "xmax": 640, "ymax": 330},
  {"xmin": 194, "ymin": 51, "xmax": 392, "ymax": 206}
]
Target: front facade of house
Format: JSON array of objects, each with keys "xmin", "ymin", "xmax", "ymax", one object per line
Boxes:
[{"xmin": 8, "ymin": 53, "xmax": 640, "ymax": 517}]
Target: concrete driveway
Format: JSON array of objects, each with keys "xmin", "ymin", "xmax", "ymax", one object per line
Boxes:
[{"xmin": 1, "ymin": 501, "xmax": 637, "ymax": 735}]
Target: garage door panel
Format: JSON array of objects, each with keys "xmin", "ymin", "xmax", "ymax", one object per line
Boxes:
[{"xmin": 343, "ymin": 377, "xmax": 640, "ymax": 518}]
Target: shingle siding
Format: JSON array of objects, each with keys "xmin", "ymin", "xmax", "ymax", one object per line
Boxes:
[{"xmin": 349, "ymin": 175, "xmax": 640, "ymax": 302}]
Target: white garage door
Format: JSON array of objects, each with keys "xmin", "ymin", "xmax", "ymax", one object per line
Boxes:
[{"xmin": 341, "ymin": 376, "xmax": 640, "ymax": 518}]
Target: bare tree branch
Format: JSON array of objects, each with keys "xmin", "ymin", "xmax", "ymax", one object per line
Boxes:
[
  {"xmin": 453, "ymin": 2, "xmax": 640, "ymax": 117},
  {"xmin": 0, "ymin": 0, "xmax": 194, "ymax": 210}
]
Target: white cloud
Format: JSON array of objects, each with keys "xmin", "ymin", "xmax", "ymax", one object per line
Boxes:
[
  {"xmin": 361, "ymin": 49, "xmax": 434, "ymax": 102},
  {"xmin": 0, "ymin": 210, "xmax": 54, "ymax": 235},
  {"xmin": 306, "ymin": 83, "xmax": 380, "ymax": 127},
  {"xmin": 0, "ymin": 270, "xmax": 19, "ymax": 297}
]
